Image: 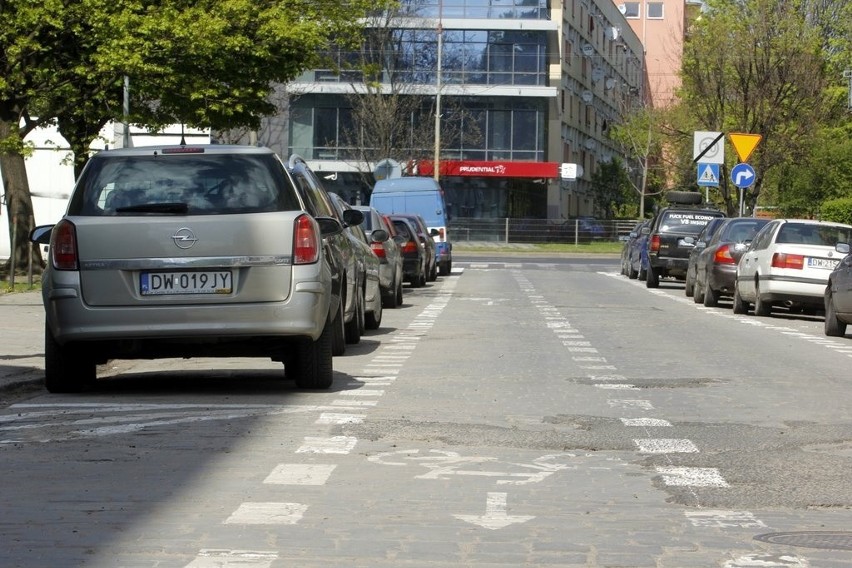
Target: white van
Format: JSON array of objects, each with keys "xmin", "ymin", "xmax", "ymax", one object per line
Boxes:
[{"xmin": 369, "ymin": 177, "xmax": 452, "ymax": 275}]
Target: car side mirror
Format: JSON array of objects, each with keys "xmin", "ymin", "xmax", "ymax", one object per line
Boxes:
[
  {"xmin": 429, "ymin": 228, "xmax": 440, "ymax": 237},
  {"xmin": 640, "ymin": 227, "xmax": 650, "ymax": 235},
  {"xmin": 370, "ymin": 229, "xmax": 389, "ymax": 243},
  {"xmin": 315, "ymin": 217, "xmax": 344, "ymax": 237},
  {"xmin": 30, "ymin": 225, "xmax": 54, "ymax": 245},
  {"xmin": 342, "ymin": 209, "xmax": 364, "ymax": 227},
  {"xmin": 835, "ymin": 243, "xmax": 850, "ymax": 255}
]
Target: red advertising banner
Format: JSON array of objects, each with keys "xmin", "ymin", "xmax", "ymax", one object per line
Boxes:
[{"xmin": 411, "ymin": 160, "xmax": 559, "ymax": 179}]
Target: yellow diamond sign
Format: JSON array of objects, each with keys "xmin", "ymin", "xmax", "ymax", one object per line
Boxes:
[{"xmin": 728, "ymin": 132, "xmax": 762, "ymax": 163}]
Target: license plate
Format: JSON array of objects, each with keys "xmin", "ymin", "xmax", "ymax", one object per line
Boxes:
[
  {"xmin": 140, "ymin": 271, "xmax": 232, "ymax": 295},
  {"xmin": 807, "ymin": 258, "xmax": 839, "ymax": 270}
]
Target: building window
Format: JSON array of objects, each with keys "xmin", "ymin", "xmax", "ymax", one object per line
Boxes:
[
  {"xmin": 620, "ymin": 2, "xmax": 640, "ymax": 18},
  {"xmin": 647, "ymin": 2, "xmax": 664, "ymax": 18}
]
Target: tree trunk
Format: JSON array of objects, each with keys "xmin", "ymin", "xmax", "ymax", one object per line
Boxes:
[{"xmin": 0, "ymin": 119, "xmax": 43, "ymax": 275}]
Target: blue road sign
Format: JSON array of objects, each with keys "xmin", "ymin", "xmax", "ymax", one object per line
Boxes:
[
  {"xmin": 731, "ymin": 163, "xmax": 756, "ymax": 188},
  {"xmin": 697, "ymin": 163, "xmax": 720, "ymax": 187}
]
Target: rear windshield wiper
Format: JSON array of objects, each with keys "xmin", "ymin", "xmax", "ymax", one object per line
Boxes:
[{"xmin": 115, "ymin": 202, "xmax": 189, "ymax": 214}]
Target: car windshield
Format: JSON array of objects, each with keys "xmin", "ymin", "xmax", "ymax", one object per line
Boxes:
[
  {"xmin": 659, "ymin": 211, "xmax": 721, "ymax": 234},
  {"xmin": 776, "ymin": 223, "xmax": 852, "ymax": 246},
  {"xmin": 70, "ymin": 153, "xmax": 301, "ymax": 216}
]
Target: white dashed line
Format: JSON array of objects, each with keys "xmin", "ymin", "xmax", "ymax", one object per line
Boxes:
[
  {"xmin": 184, "ymin": 549, "xmax": 278, "ymax": 568},
  {"xmin": 224, "ymin": 503, "xmax": 308, "ymax": 525},
  {"xmin": 264, "ymin": 464, "xmax": 336, "ymax": 485},
  {"xmin": 316, "ymin": 413, "xmax": 365, "ymax": 425},
  {"xmin": 621, "ymin": 418, "xmax": 672, "ymax": 427},
  {"xmin": 684, "ymin": 510, "xmax": 766, "ymax": 528},
  {"xmin": 635, "ymin": 438, "xmax": 699, "ymax": 453},
  {"xmin": 656, "ymin": 466, "xmax": 728, "ymax": 487},
  {"xmin": 296, "ymin": 436, "xmax": 357, "ymax": 454}
]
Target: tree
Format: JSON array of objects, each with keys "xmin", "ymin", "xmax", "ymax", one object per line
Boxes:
[
  {"xmin": 1, "ymin": 0, "xmax": 375, "ymax": 274},
  {"xmin": 590, "ymin": 157, "xmax": 634, "ymax": 219},
  {"xmin": 678, "ymin": 0, "xmax": 830, "ymax": 215},
  {"xmin": 608, "ymin": 105, "xmax": 667, "ymax": 217}
]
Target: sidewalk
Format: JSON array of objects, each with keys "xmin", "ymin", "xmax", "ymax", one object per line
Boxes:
[{"xmin": 0, "ymin": 290, "xmax": 46, "ymax": 392}]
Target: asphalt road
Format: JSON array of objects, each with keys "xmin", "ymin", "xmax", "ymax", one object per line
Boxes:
[{"xmin": 0, "ymin": 256, "xmax": 849, "ymax": 567}]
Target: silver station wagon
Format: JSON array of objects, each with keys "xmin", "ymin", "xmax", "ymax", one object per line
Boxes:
[{"xmin": 31, "ymin": 145, "xmax": 361, "ymax": 393}]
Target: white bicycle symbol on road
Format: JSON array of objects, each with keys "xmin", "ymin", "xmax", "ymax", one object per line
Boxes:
[{"xmin": 367, "ymin": 449, "xmax": 582, "ymax": 485}]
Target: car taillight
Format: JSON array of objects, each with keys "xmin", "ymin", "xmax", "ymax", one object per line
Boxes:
[
  {"xmin": 650, "ymin": 235, "xmax": 661, "ymax": 252},
  {"xmin": 371, "ymin": 242, "xmax": 386, "ymax": 259},
  {"xmin": 51, "ymin": 220, "xmax": 79, "ymax": 270},
  {"xmin": 293, "ymin": 214, "xmax": 319, "ymax": 264},
  {"xmin": 713, "ymin": 244, "xmax": 736, "ymax": 265},
  {"xmin": 402, "ymin": 241, "xmax": 418, "ymax": 254},
  {"xmin": 772, "ymin": 252, "xmax": 804, "ymax": 269}
]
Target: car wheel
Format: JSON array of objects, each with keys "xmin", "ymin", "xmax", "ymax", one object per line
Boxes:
[
  {"xmin": 824, "ymin": 288, "xmax": 847, "ymax": 337},
  {"xmin": 344, "ymin": 290, "xmax": 362, "ymax": 344},
  {"xmin": 365, "ymin": 291, "xmax": 383, "ymax": 330},
  {"xmin": 395, "ymin": 279, "xmax": 404, "ymax": 306},
  {"xmin": 628, "ymin": 264, "xmax": 638, "ymax": 279},
  {"xmin": 645, "ymin": 266, "xmax": 659, "ymax": 288},
  {"xmin": 732, "ymin": 282, "xmax": 748, "ymax": 314},
  {"xmin": 45, "ymin": 325, "xmax": 96, "ymax": 393},
  {"xmin": 692, "ymin": 281, "xmax": 704, "ymax": 304},
  {"xmin": 685, "ymin": 272, "xmax": 695, "ymax": 297},
  {"xmin": 638, "ymin": 266, "xmax": 646, "ymax": 281},
  {"xmin": 703, "ymin": 284, "xmax": 720, "ymax": 307},
  {"xmin": 331, "ymin": 297, "xmax": 346, "ymax": 356},
  {"xmin": 382, "ymin": 280, "xmax": 398, "ymax": 309},
  {"xmin": 439, "ymin": 261, "xmax": 451, "ymax": 276},
  {"xmin": 429, "ymin": 262, "xmax": 438, "ymax": 281},
  {"xmin": 294, "ymin": 321, "xmax": 334, "ymax": 389},
  {"xmin": 754, "ymin": 281, "xmax": 772, "ymax": 316}
]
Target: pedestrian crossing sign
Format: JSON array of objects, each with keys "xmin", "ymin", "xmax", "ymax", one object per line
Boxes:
[{"xmin": 697, "ymin": 163, "xmax": 720, "ymax": 187}]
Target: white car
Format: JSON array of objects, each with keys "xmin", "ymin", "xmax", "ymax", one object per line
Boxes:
[{"xmin": 733, "ymin": 219, "xmax": 852, "ymax": 316}]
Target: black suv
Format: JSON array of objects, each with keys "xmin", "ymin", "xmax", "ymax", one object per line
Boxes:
[{"xmin": 643, "ymin": 191, "xmax": 725, "ymax": 288}]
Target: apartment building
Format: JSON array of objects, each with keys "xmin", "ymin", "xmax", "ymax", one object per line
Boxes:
[{"xmin": 279, "ymin": 0, "xmax": 646, "ymax": 220}]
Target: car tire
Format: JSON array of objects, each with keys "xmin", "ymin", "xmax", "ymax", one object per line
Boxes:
[
  {"xmin": 753, "ymin": 281, "xmax": 772, "ymax": 316},
  {"xmin": 331, "ymin": 298, "xmax": 346, "ymax": 356},
  {"xmin": 645, "ymin": 266, "xmax": 659, "ymax": 288},
  {"xmin": 692, "ymin": 281, "xmax": 704, "ymax": 304},
  {"xmin": 429, "ymin": 262, "xmax": 438, "ymax": 281},
  {"xmin": 45, "ymin": 325, "xmax": 96, "ymax": 393},
  {"xmin": 395, "ymin": 279, "xmax": 404, "ymax": 306},
  {"xmin": 365, "ymin": 292, "xmax": 383, "ymax": 330},
  {"xmin": 439, "ymin": 261, "xmax": 451, "ymax": 276},
  {"xmin": 685, "ymin": 272, "xmax": 695, "ymax": 297},
  {"xmin": 824, "ymin": 289, "xmax": 847, "ymax": 337},
  {"xmin": 628, "ymin": 265, "xmax": 638, "ymax": 279},
  {"xmin": 732, "ymin": 282, "xmax": 748, "ymax": 314},
  {"xmin": 638, "ymin": 266, "xmax": 647, "ymax": 281},
  {"xmin": 345, "ymin": 290, "xmax": 363, "ymax": 344},
  {"xmin": 294, "ymin": 321, "xmax": 334, "ymax": 389},
  {"xmin": 703, "ymin": 285, "xmax": 720, "ymax": 307}
]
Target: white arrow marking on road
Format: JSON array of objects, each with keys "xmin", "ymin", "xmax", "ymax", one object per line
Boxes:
[
  {"xmin": 453, "ymin": 492, "xmax": 534, "ymax": 530},
  {"xmin": 735, "ymin": 169, "xmax": 754, "ymax": 186}
]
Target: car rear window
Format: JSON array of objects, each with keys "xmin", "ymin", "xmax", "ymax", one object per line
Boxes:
[
  {"xmin": 776, "ymin": 223, "xmax": 852, "ymax": 246},
  {"xmin": 658, "ymin": 211, "xmax": 723, "ymax": 234},
  {"xmin": 70, "ymin": 153, "xmax": 301, "ymax": 215}
]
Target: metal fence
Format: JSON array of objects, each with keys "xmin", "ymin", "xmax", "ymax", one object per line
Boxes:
[{"xmin": 447, "ymin": 218, "xmax": 640, "ymax": 244}]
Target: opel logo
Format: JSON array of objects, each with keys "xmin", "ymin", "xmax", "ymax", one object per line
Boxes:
[{"xmin": 171, "ymin": 227, "xmax": 198, "ymax": 249}]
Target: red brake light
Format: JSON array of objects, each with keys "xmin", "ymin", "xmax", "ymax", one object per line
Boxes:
[
  {"xmin": 370, "ymin": 242, "xmax": 386, "ymax": 259},
  {"xmin": 402, "ymin": 241, "xmax": 418, "ymax": 254},
  {"xmin": 650, "ymin": 235, "xmax": 661, "ymax": 252},
  {"xmin": 293, "ymin": 214, "xmax": 319, "ymax": 264},
  {"xmin": 713, "ymin": 244, "xmax": 736, "ymax": 265},
  {"xmin": 771, "ymin": 253, "xmax": 804, "ymax": 269},
  {"xmin": 51, "ymin": 220, "xmax": 79, "ymax": 270}
]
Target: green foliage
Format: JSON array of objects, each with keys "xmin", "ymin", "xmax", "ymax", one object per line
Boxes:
[
  {"xmin": 820, "ymin": 198, "xmax": 852, "ymax": 225},
  {"xmin": 591, "ymin": 158, "xmax": 634, "ymax": 219}
]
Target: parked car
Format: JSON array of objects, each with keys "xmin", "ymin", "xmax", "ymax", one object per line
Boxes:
[
  {"xmin": 392, "ymin": 213, "xmax": 438, "ymax": 281},
  {"xmin": 643, "ymin": 191, "xmax": 726, "ymax": 288},
  {"xmin": 621, "ymin": 220, "xmax": 647, "ymax": 278},
  {"xmin": 733, "ymin": 219, "xmax": 852, "ymax": 316},
  {"xmin": 824, "ymin": 243, "xmax": 852, "ymax": 336},
  {"xmin": 684, "ymin": 217, "xmax": 727, "ymax": 296},
  {"xmin": 691, "ymin": 217, "xmax": 771, "ymax": 306},
  {"xmin": 328, "ymin": 193, "xmax": 383, "ymax": 337},
  {"xmin": 354, "ymin": 205, "xmax": 404, "ymax": 309},
  {"xmin": 370, "ymin": 176, "xmax": 452, "ymax": 275},
  {"xmin": 627, "ymin": 219, "xmax": 651, "ymax": 280},
  {"xmin": 390, "ymin": 216, "xmax": 427, "ymax": 288},
  {"xmin": 29, "ymin": 146, "xmax": 361, "ymax": 392}
]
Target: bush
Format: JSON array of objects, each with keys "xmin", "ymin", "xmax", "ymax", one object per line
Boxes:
[{"xmin": 820, "ymin": 197, "xmax": 852, "ymax": 225}]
